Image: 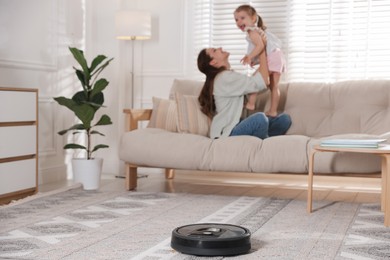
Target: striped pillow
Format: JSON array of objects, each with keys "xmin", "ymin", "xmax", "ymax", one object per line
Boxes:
[
  {"xmin": 147, "ymin": 97, "xmax": 178, "ymax": 132},
  {"xmin": 175, "ymin": 93, "xmax": 211, "ymax": 137}
]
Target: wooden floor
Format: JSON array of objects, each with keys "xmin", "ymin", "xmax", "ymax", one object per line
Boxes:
[{"xmin": 38, "ymin": 170, "xmax": 382, "ymax": 205}]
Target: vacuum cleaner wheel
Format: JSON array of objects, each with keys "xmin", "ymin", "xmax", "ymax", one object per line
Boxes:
[{"xmin": 171, "ymin": 223, "xmax": 251, "ymax": 256}]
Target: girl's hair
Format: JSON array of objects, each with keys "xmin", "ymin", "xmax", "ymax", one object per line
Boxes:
[
  {"xmin": 235, "ymin": 4, "xmax": 266, "ymax": 30},
  {"xmin": 197, "ymin": 49, "xmax": 226, "ymax": 119}
]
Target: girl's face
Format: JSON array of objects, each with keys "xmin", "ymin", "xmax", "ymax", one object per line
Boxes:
[{"xmin": 234, "ymin": 10, "xmax": 256, "ymax": 32}]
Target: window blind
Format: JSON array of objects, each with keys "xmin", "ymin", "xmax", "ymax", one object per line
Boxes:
[{"xmin": 193, "ymin": 0, "xmax": 390, "ymax": 82}]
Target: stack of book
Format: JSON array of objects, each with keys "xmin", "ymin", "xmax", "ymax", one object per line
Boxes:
[{"xmin": 320, "ymin": 138, "xmax": 387, "ymax": 148}]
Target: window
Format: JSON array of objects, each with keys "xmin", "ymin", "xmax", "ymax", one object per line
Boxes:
[{"xmin": 193, "ymin": 0, "xmax": 390, "ymax": 82}]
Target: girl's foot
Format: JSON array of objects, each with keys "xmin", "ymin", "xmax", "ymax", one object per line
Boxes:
[
  {"xmin": 265, "ymin": 110, "xmax": 277, "ymax": 117},
  {"xmin": 246, "ymin": 103, "xmax": 255, "ymax": 110}
]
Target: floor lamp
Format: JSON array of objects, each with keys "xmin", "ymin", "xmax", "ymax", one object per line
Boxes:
[
  {"xmin": 115, "ymin": 10, "xmax": 151, "ymax": 108},
  {"xmin": 115, "ymin": 11, "xmax": 151, "ymax": 179}
]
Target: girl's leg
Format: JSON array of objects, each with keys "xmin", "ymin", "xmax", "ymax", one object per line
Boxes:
[
  {"xmin": 265, "ymin": 73, "xmax": 281, "ymax": 117},
  {"xmin": 268, "ymin": 113, "xmax": 292, "ymax": 137},
  {"xmin": 246, "ymin": 93, "xmax": 257, "ymax": 110},
  {"xmin": 230, "ymin": 112, "xmax": 269, "ymax": 139},
  {"xmin": 258, "ymin": 49, "xmax": 270, "ymax": 86}
]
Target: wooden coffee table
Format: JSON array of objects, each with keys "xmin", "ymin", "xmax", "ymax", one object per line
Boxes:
[{"xmin": 307, "ymin": 144, "xmax": 390, "ymax": 227}]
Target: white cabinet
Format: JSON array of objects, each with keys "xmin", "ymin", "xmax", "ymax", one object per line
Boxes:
[{"xmin": 0, "ymin": 87, "xmax": 38, "ymax": 204}]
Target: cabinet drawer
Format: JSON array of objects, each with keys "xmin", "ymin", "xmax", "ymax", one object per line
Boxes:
[
  {"xmin": 0, "ymin": 91, "xmax": 36, "ymax": 122},
  {"xmin": 0, "ymin": 159, "xmax": 36, "ymax": 195},
  {"xmin": 0, "ymin": 125, "xmax": 36, "ymax": 158}
]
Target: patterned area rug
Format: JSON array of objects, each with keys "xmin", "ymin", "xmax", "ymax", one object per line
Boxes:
[{"xmin": 0, "ymin": 187, "xmax": 389, "ymax": 259}]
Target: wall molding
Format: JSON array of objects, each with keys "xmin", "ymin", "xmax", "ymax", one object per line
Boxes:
[{"xmin": 0, "ymin": 58, "xmax": 58, "ymax": 71}]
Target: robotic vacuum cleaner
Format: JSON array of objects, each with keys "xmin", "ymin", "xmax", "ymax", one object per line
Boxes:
[{"xmin": 171, "ymin": 223, "xmax": 251, "ymax": 256}]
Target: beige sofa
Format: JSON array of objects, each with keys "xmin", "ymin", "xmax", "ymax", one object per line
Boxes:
[{"xmin": 119, "ymin": 79, "xmax": 390, "ymax": 190}]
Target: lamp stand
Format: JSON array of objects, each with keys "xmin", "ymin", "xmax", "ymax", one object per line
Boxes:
[
  {"xmin": 115, "ymin": 38, "xmax": 147, "ymax": 179},
  {"xmin": 130, "ymin": 37, "xmax": 135, "ymax": 108}
]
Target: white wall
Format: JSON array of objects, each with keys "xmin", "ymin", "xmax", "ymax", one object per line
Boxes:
[
  {"xmin": 0, "ymin": 0, "xmax": 86, "ymax": 184},
  {"xmin": 0, "ymin": 0, "xmax": 196, "ymax": 183}
]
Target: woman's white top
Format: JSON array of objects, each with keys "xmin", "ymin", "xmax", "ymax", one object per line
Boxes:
[{"xmin": 210, "ymin": 70, "xmax": 267, "ymax": 139}]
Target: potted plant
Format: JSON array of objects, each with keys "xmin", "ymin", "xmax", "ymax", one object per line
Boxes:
[{"xmin": 54, "ymin": 47, "xmax": 113, "ymax": 190}]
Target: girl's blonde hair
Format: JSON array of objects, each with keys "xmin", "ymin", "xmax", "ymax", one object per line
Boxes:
[{"xmin": 234, "ymin": 4, "xmax": 267, "ymax": 30}]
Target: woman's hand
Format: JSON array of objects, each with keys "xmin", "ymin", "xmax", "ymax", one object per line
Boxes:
[{"xmin": 241, "ymin": 55, "xmax": 252, "ymax": 65}]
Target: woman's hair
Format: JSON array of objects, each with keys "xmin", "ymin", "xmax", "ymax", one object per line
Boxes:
[
  {"xmin": 235, "ymin": 4, "xmax": 266, "ymax": 30},
  {"xmin": 197, "ymin": 49, "xmax": 225, "ymax": 119}
]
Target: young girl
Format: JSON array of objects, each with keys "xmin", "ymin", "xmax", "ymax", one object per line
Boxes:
[{"xmin": 234, "ymin": 5, "xmax": 286, "ymax": 117}]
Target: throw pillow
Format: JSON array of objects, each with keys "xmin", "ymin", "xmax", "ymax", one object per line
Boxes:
[
  {"xmin": 168, "ymin": 79, "xmax": 204, "ymax": 100},
  {"xmin": 147, "ymin": 97, "xmax": 178, "ymax": 132},
  {"xmin": 175, "ymin": 93, "xmax": 211, "ymax": 136}
]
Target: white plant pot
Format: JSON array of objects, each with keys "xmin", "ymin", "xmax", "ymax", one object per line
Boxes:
[{"xmin": 72, "ymin": 158, "xmax": 103, "ymax": 190}]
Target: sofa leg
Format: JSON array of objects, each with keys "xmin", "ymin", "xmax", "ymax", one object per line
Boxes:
[
  {"xmin": 125, "ymin": 163, "xmax": 138, "ymax": 190},
  {"xmin": 165, "ymin": 168, "xmax": 175, "ymax": 179}
]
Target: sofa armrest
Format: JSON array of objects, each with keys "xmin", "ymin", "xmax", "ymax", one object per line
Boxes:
[{"xmin": 123, "ymin": 108, "xmax": 152, "ymax": 131}]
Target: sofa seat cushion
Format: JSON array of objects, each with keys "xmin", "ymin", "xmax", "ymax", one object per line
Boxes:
[
  {"xmin": 202, "ymin": 135, "xmax": 310, "ymax": 173},
  {"xmin": 119, "ymin": 129, "xmax": 310, "ymax": 173},
  {"xmin": 119, "ymin": 128, "xmax": 210, "ymax": 170}
]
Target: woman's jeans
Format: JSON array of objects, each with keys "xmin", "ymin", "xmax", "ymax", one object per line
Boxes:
[{"xmin": 230, "ymin": 113, "xmax": 292, "ymax": 139}]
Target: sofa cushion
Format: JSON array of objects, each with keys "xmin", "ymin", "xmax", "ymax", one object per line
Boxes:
[
  {"xmin": 119, "ymin": 128, "xmax": 210, "ymax": 169},
  {"xmin": 175, "ymin": 93, "xmax": 211, "ymax": 136},
  {"xmin": 285, "ymin": 80, "xmax": 390, "ymax": 137},
  {"xmin": 147, "ymin": 97, "xmax": 178, "ymax": 132},
  {"xmin": 169, "ymin": 79, "xmax": 203, "ymax": 100},
  {"xmin": 203, "ymin": 135, "xmax": 310, "ymax": 173}
]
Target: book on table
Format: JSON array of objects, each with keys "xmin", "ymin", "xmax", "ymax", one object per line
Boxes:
[{"xmin": 320, "ymin": 138, "xmax": 387, "ymax": 148}]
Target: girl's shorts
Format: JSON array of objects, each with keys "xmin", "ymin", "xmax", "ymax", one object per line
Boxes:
[{"xmin": 267, "ymin": 49, "xmax": 286, "ymax": 73}]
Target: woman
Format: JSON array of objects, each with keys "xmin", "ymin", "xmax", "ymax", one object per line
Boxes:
[{"xmin": 197, "ymin": 46, "xmax": 291, "ymax": 139}]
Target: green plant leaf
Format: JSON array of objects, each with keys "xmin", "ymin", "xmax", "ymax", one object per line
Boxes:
[
  {"xmin": 64, "ymin": 143, "xmax": 87, "ymax": 150},
  {"xmin": 95, "ymin": 114, "xmax": 112, "ymax": 126},
  {"xmin": 90, "ymin": 130, "xmax": 105, "ymax": 136},
  {"xmin": 72, "ymin": 104, "xmax": 95, "ymax": 128},
  {"xmin": 83, "ymin": 101, "xmax": 104, "ymax": 109},
  {"xmin": 90, "ymin": 92, "xmax": 104, "ymax": 110},
  {"xmin": 54, "ymin": 96, "xmax": 77, "ymax": 112},
  {"xmin": 91, "ymin": 144, "xmax": 109, "ymax": 153},
  {"xmin": 90, "ymin": 78, "xmax": 108, "ymax": 98},
  {"xmin": 54, "ymin": 96, "xmax": 94, "ymax": 128},
  {"xmin": 90, "ymin": 58, "xmax": 114, "ymax": 78},
  {"xmin": 90, "ymin": 55, "xmax": 107, "ymax": 73},
  {"xmin": 69, "ymin": 47, "xmax": 90, "ymax": 81},
  {"xmin": 57, "ymin": 124, "xmax": 85, "ymax": 135},
  {"xmin": 72, "ymin": 91, "xmax": 88, "ymax": 103},
  {"xmin": 75, "ymin": 69, "xmax": 88, "ymax": 91}
]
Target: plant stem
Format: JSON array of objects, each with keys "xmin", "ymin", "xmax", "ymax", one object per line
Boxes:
[{"xmin": 87, "ymin": 128, "xmax": 91, "ymax": 159}]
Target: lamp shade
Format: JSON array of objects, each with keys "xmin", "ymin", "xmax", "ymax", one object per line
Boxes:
[{"xmin": 115, "ymin": 10, "xmax": 151, "ymax": 40}]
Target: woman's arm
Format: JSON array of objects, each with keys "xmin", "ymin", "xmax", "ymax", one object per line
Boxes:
[{"xmin": 214, "ymin": 70, "xmax": 267, "ymax": 97}]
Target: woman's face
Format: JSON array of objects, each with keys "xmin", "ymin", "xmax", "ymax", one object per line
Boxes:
[
  {"xmin": 234, "ymin": 10, "xmax": 256, "ymax": 32},
  {"xmin": 206, "ymin": 47, "xmax": 229, "ymax": 68}
]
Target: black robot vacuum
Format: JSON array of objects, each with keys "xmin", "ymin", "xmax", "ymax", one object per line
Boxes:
[{"xmin": 171, "ymin": 223, "xmax": 251, "ymax": 256}]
